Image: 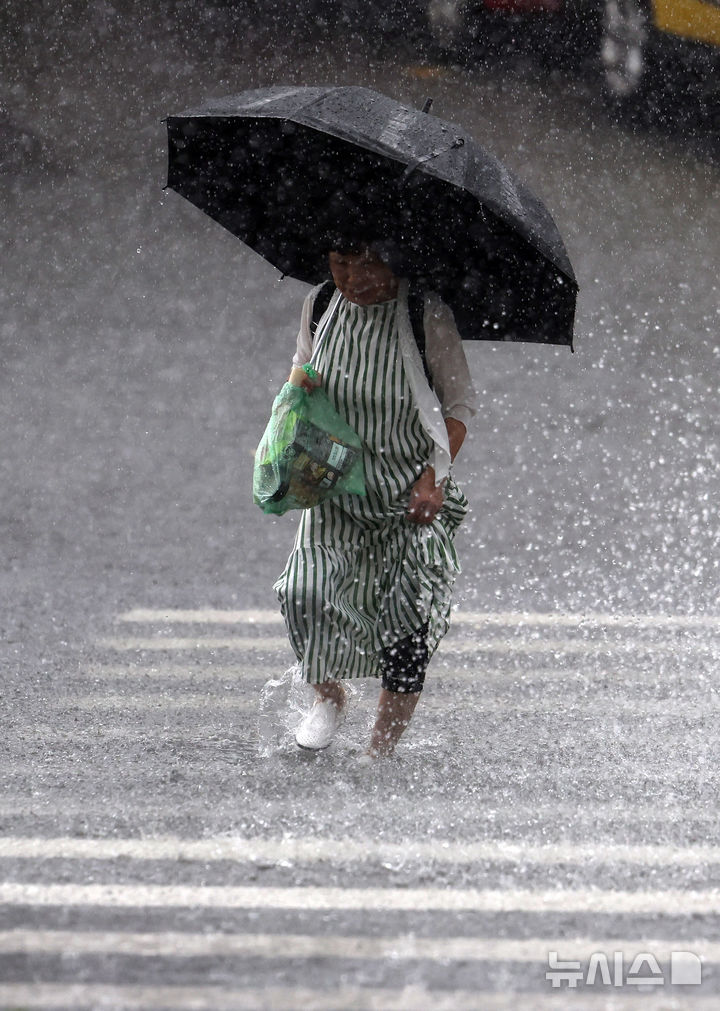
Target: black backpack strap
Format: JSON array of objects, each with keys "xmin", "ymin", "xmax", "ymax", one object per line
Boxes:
[
  {"xmin": 310, "ymin": 280, "xmax": 335, "ymax": 338},
  {"xmin": 408, "ymin": 284, "xmax": 432, "ymax": 389}
]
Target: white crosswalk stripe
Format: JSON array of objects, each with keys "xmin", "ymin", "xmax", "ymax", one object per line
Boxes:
[
  {"xmin": 54, "ymin": 693, "xmax": 720, "ymax": 717},
  {"xmin": 117, "ymin": 606, "xmax": 720, "ymax": 631},
  {"xmin": 98, "ymin": 634, "xmax": 292, "ymax": 652},
  {"xmin": 0, "ymin": 798, "xmax": 715, "ymax": 825},
  {"xmin": 0, "ymin": 929, "xmax": 715, "ymax": 963},
  {"xmin": 0, "ymin": 984, "xmax": 714, "ymax": 1011},
  {"xmin": 3, "ymin": 835, "xmax": 720, "ymax": 865},
  {"xmin": 98, "ymin": 633, "xmax": 720, "ymax": 657},
  {"xmin": 100, "ymin": 607, "xmax": 720, "ymax": 664},
  {"xmin": 77, "ymin": 660, "xmax": 707, "ymax": 682},
  {"xmin": 4, "ymin": 605, "xmax": 719, "ymax": 1008},
  {"xmin": 2, "ymin": 881, "xmax": 719, "ymax": 914}
]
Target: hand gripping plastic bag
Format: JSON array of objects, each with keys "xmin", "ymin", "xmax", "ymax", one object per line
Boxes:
[{"xmin": 253, "ymin": 366, "xmax": 365, "ymax": 515}]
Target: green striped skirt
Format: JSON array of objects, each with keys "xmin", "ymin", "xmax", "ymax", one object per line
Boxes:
[{"xmin": 274, "ymin": 294, "xmax": 468, "ymax": 685}]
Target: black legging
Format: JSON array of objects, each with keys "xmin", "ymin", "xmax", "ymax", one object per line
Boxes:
[{"xmin": 380, "ymin": 624, "xmax": 429, "ymax": 694}]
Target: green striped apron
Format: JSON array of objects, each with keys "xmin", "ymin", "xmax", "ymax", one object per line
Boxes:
[{"xmin": 274, "ymin": 293, "xmax": 468, "ymax": 685}]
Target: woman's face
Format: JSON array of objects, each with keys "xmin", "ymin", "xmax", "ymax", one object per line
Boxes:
[{"xmin": 329, "ymin": 248, "xmax": 399, "ymax": 306}]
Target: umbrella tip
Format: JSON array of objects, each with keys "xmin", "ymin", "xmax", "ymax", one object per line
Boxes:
[{"xmin": 422, "ymin": 97, "xmax": 433, "ymax": 114}]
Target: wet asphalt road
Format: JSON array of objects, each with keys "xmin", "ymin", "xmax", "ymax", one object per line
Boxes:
[{"xmin": 2, "ymin": 2, "xmax": 720, "ymax": 1007}]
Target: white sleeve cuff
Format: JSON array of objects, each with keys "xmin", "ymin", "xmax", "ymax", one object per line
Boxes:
[{"xmin": 442, "ymin": 406, "xmax": 474, "ymax": 430}]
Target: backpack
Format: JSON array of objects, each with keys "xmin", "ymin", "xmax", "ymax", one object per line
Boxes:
[{"xmin": 310, "ymin": 281, "xmax": 433, "ymax": 389}]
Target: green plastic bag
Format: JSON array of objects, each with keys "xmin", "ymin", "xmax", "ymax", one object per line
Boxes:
[{"xmin": 253, "ymin": 366, "xmax": 366, "ymax": 515}]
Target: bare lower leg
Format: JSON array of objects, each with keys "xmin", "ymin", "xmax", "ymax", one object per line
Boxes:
[
  {"xmin": 314, "ymin": 680, "xmax": 346, "ymax": 709},
  {"xmin": 367, "ymin": 688, "xmax": 421, "ymax": 757}
]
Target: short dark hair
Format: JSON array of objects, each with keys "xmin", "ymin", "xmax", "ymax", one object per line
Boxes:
[
  {"xmin": 329, "ymin": 242, "xmax": 370, "ymax": 257},
  {"xmin": 327, "ymin": 237, "xmax": 402, "ymax": 274},
  {"xmin": 326, "ymin": 232, "xmax": 378, "ymax": 256}
]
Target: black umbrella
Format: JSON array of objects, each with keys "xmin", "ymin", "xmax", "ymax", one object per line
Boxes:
[{"xmin": 166, "ymin": 85, "xmax": 577, "ymax": 348}]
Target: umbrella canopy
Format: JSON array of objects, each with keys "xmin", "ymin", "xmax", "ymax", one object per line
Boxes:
[{"xmin": 166, "ymin": 85, "xmax": 577, "ymax": 347}]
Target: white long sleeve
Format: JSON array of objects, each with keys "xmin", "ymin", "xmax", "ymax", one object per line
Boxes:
[{"xmin": 423, "ymin": 292, "xmax": 477, "ymax": 430}]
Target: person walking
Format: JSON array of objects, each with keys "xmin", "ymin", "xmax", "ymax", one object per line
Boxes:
[
  {"xmin": 274, "ymin": 240, "xmax": 476, "ymax": 758},
  {"xmin": 168, "ymin": 88, "xmax": 576, "ymax": 755}
]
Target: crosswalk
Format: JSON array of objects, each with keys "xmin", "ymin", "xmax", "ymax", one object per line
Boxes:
[{"xmin": 3, "ymin": 606, "xmax": 720, "ymax": 1008}]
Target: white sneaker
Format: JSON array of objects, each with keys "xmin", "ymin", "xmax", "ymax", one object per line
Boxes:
[{"xmin": 295, "ymin": 698, "xmax": 346, "ymax": 751}]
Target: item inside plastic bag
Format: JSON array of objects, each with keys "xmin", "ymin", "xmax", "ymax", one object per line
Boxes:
[{"xmin": 253, "ymin": 365, "xmax": 365, "ymax": 515}]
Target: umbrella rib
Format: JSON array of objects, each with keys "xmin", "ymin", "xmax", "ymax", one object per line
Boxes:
[{"xmin": 399, "ymin": 137, "xmax": 466, "ymax": 187}]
